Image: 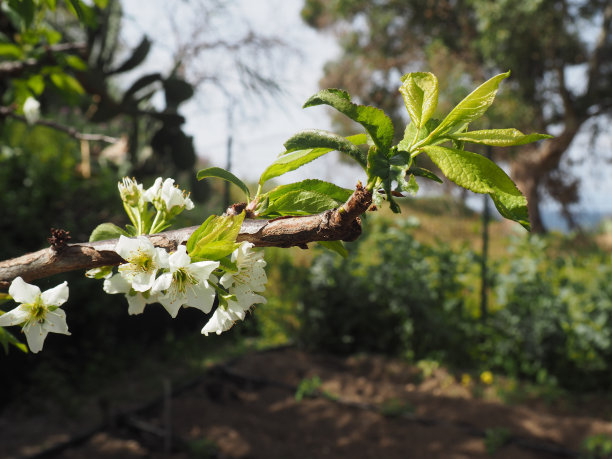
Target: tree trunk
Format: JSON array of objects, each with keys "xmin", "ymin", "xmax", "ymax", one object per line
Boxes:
[{"xmin": 511, "ymin": 119, "xmax": 584, "ymax": 234}]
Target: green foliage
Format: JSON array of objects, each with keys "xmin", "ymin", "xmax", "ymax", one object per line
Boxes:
[
  {"xmin": 580, "ymin": 433, "xmax": 612, "ymax": 459},
  {"xmin": 259, "ymin": 216, "xmax": 612, "ymax": 391},
  {"xmin": 423, "ymin": 145, "xmax": 530, "ymax": 230},
  {"xmin": 484, "ymin": 427, "xmax": 512, "ymax": 455},
  {"xmin": 197, "ymin": 167, "xmax": 251, "ymax": 202},
  {"xmin": 258, "ymin": 179, "xmax": 352, "ymax": 218},
  {"xmin": 379, "ymin": 397, "xmax": 415, "ymax": 418},
  {"xmin": 88, "ymin": 222, "xmax": 128, "ymax": 242},
  {"xmin": 187, "ymin": 213, "xmax": 245, "ymax": 262},
  {"xmin": 295, "ymin": 375, "xmax": 323, "ymax": 401}
]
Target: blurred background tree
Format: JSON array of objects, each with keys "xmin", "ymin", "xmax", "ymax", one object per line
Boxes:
[{"xmin": 301, "ymin": 0, "xmax": 612, "ymax": 233}]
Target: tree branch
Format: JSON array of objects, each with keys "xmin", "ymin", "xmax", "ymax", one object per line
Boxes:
[
  {"xmin": 0, "ymin": 43, "xmax": 86, "ymax": 77},
  {"xmin": 0, "ymin": 107, "xmax": 119, "ymax": 144},
  {"xmin": 0, "ymin": 185, "xmax": 372, "ymax": 290}
]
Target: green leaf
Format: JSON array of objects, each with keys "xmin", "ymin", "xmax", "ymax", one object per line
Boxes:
[
  {"xmin": 63, "ymin": 55, "xmax": 88, "ymax": 71},
  {"xmin": 367, "ymin": 147, "xmax": 400, "ymax": 213},
  {"xmin": 283, "ymin": 129, "xmax": 366, "ymax": 167},
  {"xmin": 260, "ymin": 180, "xmax": 352, "ymax": 217},
  {"xmin": 258, "ymin": 147, "xmax": 331, "ymax": 187},
  {"xmin": 187, "ymin": 213, "xmax": 245, "ymax": 262},
  {"xmin": 197, "ymin": 167, "xmax": 250, "ymax": 201},
  {"xmin": 66, "ymin": 0, "xmax": 97, "ymax": 28},
  {"xmin": 50, "ymin": 72, "xmax": 85, "ymax": 96},
  {"xmin": 89, "ymin": 222, "xmax": 128, "ymax": 242},
  {"xmin": 27, "ymin": 74, "xmax": 45, "ymax": 95},
  {"xmin": 266, "ymin": 179, "xmax": 352, "ymax": 205},
  {"xmin": 398, "ymin": 118, "xmax": 440, "ymax": 153},
  {"xmin": 449, "ymin": 129, "xmax": 553, "ymax": 147},
  {"xmin": 399, "ymin": 72, "xmax": 439, "ymax": 128},
  {"xmin": 423, "ymin": 145, "xmax": 530, "ymax": 230},
  {"xmin": 303, "ymin": 89, "xmax": 394, "ymax": 153},
  {"xmin": 0, "ymin": 43, "xmax": 23, "ymax": 59},
  {"xmin": 408, "ymin": 166, "xmax": 443, "ymax": 183},
  {"xmin": 0, "ymin": 327, "xmax": 28, "ymax": 354},
  {"xmin": 318, "ymin": 240, "xmax": 348, "ymax": 257},
  {"xmin": 263, "ymin": 190, "xmax": 341, "ymax": 216},
  {"xmin": 8, "ymin": 0, "xmax": 35, "ymax": 28},
  {"xmin": 429, "ymin": 72, "xmax": 510, "ymax": 139}
]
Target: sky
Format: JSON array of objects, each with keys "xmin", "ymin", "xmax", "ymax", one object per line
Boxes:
[
  {"xmin": 121, "ymin": 0, "xmax": 367, "ymax": 191},
  {"xmin": 120, "ymin": 0, "xmax": 612, "ymax": 222}
]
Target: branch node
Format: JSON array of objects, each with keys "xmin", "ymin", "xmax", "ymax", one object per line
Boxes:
[{"xmin": 48, "ymin": 228, "xmax": 72, "ymax": 252}]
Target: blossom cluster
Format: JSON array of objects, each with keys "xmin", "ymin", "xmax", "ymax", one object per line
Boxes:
[
  {"xmin": 0, "ymin": 176, "xmax": 267, "ymax": 354},
  {"xmin": 107, "ymin": 176, "xmax": 267, "ymax": 336},
  {"xmin": 102, "ymin": 236, "xmax": 267, "ymax": 335},
  {"xmin": 118, "ymin": 176, "xmax": 194, "ymax": 235}
]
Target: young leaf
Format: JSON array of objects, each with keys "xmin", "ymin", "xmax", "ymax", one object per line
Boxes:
[
  {"xmin": 399, "ymin": 72, "xmax": 439, "ymax": 128},
  {"xmin": 197, "ymin": 167, "xmax": 251, "ymax": 201},
  {"xmin": 398, "ymin": 118, "xmax": 441, "ymax": 153},
  {"xmin": 263, "ymin": 190, "xmax": 343, "ymax": 217},
  {"xmin": 187, "ymin": 212, "xmax": 245, "ymax": 261},
  {"xmin": 408, "ymin": 166, "xmax": 443, "ymax": 183},
  {"xmin": 258, "ymin": 147, "xmax": 332, "ymax": 187},
  {"xmin": 318, "ymin": 240, "xmax": 349, "ymax": 258},
  {"xmin": 265, "ymin": 179, "xmax": 352, "ymax": 204},
  {"xmin": 260, "ymin": 180, "xmax": 353, "ymax": 217},
  {"xmin": 283, "ymin": 129, "xmax": 366, "ymax": 167},
  {"xmin": 367, "ymin": 147, "xmax": 400, "ymax": 213},
  {"xmin": 89, "ymin": 223, "xmax": 128, "ymax": 242},
  {"xmin": 303, "ymin": 89, "xmax": 394, "ymax": 153},
  {"xmin": 422, "ymin": 145, "xmax": 530, "ymax": 230},
  {"xmin": 449, "ymin": 129, "xmax": 553, "ymax": 147},
  {"xmin": 429, "ymin": 72, "xmax": 510, "ymax": 139}
]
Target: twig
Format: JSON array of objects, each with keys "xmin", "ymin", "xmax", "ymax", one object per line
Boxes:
[
  {"xmin": 0, "ymin": 186, "xmax": 372, "ymax": 289},
  {"xmin": 0, "ymin": 43, "xmax": 87, "ymax": 77},
  {"xmin": 0, "ymin": 106, "xmax": 120, "ymax": 144}
]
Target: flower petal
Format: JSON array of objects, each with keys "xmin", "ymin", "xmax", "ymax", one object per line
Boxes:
[
  {"xmin": 0, "ymin": 305, "xmax": 30, "ymax": 326},
  {"xmin": 169, "ymin": 245, "xmax": 191, "ymax": 270},
  {"xmin": 41, "ymin": 281, "xmax": 69, "ymax": 307},
  {"xmin": 184, "ymin": 282, "xmax": 216, "ymax": 314},
  {"xmin": 103, "ymin": 274, "xmax": 131, "ymax": 294},
  {"xmin": 9, "ymin": 277, "xmax": 40, "ymax": 304},
  {"xmin": 42, "ymin": 309, "xmax": 70, "ymax": 335},
  {"xmin": 131, "ymin": 271, "xmax": 157, "ymax": 292},
  {"xmin": 126, "ymin": 293, "xmax": 148, "ymax": 315},
  {"xmin": 23, "ymin": 322, "xmax": 48, "ymax": 353}
]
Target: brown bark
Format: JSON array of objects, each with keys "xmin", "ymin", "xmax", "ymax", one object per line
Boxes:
[
  {"xmin": 511, "ymin": 119, "xmax": 584, "ymax": 233},
  {"xmin": 0, "ymin": 186, "xmax": 372, "ymax": 290}
]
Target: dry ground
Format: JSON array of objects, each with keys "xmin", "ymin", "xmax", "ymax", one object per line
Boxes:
[{"xmin": 2, "ymin": 347, "xmax": 612, "ymax": 459}]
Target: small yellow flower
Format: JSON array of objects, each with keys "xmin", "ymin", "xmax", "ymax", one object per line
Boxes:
[
  {"xmin": 480, "ymin": 371, "xmax": 494, "ymax": 385},
  {"xmin": 461, "ymin": 373, "xmax": 472, "ymax": 387}
]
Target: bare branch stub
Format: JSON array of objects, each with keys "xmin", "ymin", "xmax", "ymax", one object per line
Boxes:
[{"xmin": 0, "ymin": 186, "xmax": 372, "ymax": 290}]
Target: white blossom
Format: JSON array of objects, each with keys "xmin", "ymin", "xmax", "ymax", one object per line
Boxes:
[
  {"xmin": 23, "ymin": 97, "xmax": 40, "ymax": 125},
  {"xmin": 103, "ymin": 273, "xmax": 157, "ymax": 315},
  {"xmin": 201, "ymin": 242, "xmax": 267, "ymax": 336},
  {"xmin": 115, "ymin": 235, "xmax": 169, "ymax": 292},
  {"xmin": 118, "ymin": 177, "xmax": 144, "ymax": 207},
  {"xmin": 219, "ymin": 242, "xmax": 267, "ymax": 308},
  {"xmin": 152, "ymin": 245, "xmax": 219, "ymax": 318},
  {"xmin": 201, "ymin": 299, "xmax": 247, "ymax": 336},
  {"xmin": 0, "ymin": 277, "xmax": 69, "ymax": 353},
  {"xmin": 144, "ymin": 177, "xmax": 194, "ymax": 213}
]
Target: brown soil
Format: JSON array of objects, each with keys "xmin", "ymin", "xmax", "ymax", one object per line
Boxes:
[{"xmin": 2, "ymin": 347, "xmax": 612, "ymax": 459}]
